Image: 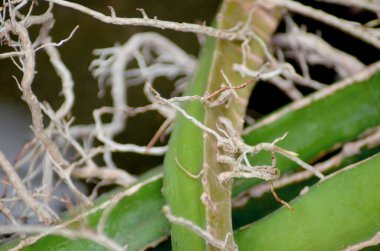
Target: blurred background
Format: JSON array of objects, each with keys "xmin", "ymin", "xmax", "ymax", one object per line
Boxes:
[{"xmin": 0, "ymin": 0, "xmax": 219, "ymax": 174}]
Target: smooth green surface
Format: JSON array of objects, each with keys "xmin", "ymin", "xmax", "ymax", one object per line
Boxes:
[
  {"xmin": 235, "ymin": 153, "xmax": 380, "ymax": 251},
  {"xmin": 233, "ymin": 145, "xmax": 380, "ymax": 229},
  {"xmin": 2, "ymin": 176, "xmax": 167, "ymax": 251},
  {"xmin": 235, "ymin": 72, "xmax": 380, "ymax": 195}
]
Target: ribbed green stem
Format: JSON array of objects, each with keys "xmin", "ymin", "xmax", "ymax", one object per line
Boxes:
[
  {"xmin": 162, "ymin": 37, "xmax": 215, "ymax": 251},
  {"xmin": 201, "ymin": 2, "xmax": 280, "ymax": 250}
]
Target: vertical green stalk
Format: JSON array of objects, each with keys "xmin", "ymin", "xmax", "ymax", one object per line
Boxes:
[
  {"xmin": 163, "ymin": 38, "xmax": 215, "ymax": 251},
  {"xmin": 202, "ymin": 2, "xmax": 280, "ymax": 250},
  {"xmin": 164, "ymin": 1, "xmax": 281, "ymax": 250}
]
